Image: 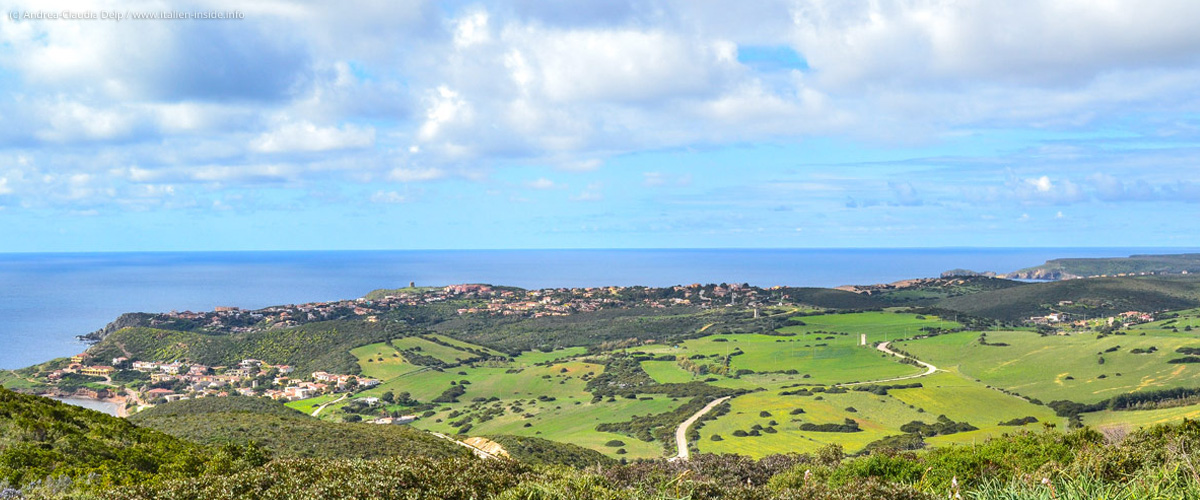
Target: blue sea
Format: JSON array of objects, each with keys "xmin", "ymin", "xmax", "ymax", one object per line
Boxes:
[{"xmin": 1, "ymin": 248, "xmax": 1195, "ymax": 369}]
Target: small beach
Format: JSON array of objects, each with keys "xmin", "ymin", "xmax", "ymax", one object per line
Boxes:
[{"xmin": 52, "ymin": 395, "xmax": 126, "ymax": 417}]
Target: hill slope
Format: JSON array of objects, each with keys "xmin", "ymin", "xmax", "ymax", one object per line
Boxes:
[
  {"xmin": 0, "ymin": 387, "xmax": 209, "ymax": 487},
  {"xmin": 485, "ymin": 434, "xmax": 617, "ymax": 467},
  {"xmin": 935, "ymin": 276, "xmax": 1200, "ymax": 321},
  {"xmin": 839, "ymin": 277, "xmax": 1028, "ymax": 306},
  {"xmin": 86, "ymin": 319, "xmax": 411, "ymax": 375},
  {"xmin": 129, "ymin": 396, "xmax": 468, "ymax": 460}
]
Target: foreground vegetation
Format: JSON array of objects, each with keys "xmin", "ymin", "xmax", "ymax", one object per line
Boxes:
[
  {"xmin": 128, "ymin": 397, "xmax": 467, "ymax": 460},
  {"xmin": 12, "ymin": 274, "xmax": 1200, "ymax": 498},
  {"xmin": 8, "ymin": 386, "xmax": 1200, "ymax": 499}
]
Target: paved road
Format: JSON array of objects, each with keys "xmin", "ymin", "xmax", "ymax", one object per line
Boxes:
[
  {"xmin": 311, "ymin": 394, "xmax": 347, "ymax": 417},
  {"xmin": 839, "ymin": 342, "xmax": 938, "ymax": 387},
  {"xmin": 671, "ymin": 396, "xmax": 732, "ymax": 461}
]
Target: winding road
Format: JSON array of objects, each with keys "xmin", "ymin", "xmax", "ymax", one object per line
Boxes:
[
  {"xmin": 671, "ymin": 396, "xmax": 731, "ymax": 461},
  {"xmin": 669, "ymin": 341, "xmax": 940, "ymax": 460},
  {"xmin": 839, "ymin": 341, "xmax": 939, "ymax": 387},
  {"xmin": 311, "ymin": 394, "xmax": 347, "ymax": 417}
]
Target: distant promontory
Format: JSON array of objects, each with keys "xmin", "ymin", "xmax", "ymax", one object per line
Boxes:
[{"xmin": 998, "ymin": 253, "xmax": 1200, "ymax": 281}]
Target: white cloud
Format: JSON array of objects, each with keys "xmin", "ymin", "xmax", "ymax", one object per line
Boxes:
[
  {"xmin": 252, "ymin": 121, "xmax": 376, "ymax": 153},
  {"xmin": 501, "ymin": 25, "xmax": 738, "ymax": 103},
  {"xmin": 6, "ymin": 0, "xmax": 1200, "ymax": 217},
  {"xmin": 558, "ymin": 158, "xmax": 603, "ymax": 172},
  {"xmin": 190, "ymin": 164, "xmax": 299, "ymax": 184},
  {"xmin": 0, "ymin": 177, "xmax": 11, "ymax": 195},
  {"xmin": 145, "ymin": 102, "xmax": 245, "ymax": 134},
  {"xmin": 888, "ymin": 181, "xmax": 921, "ymax": 206},
  {"xmin": 35, "ymin": 100, "xmax": 139, "ymax": 142},
  {"xmin": 571, "ymin": 182, "xmax": 604, "ymax": 201},
  {"xmin": 371, "ymin": 190, "xmax": 409, "ymax": 204},
  {"xmin": 417, "ymin": 86, "xmax": 473, "ymax": 143},
  {"xmin": 643, "ymin": 172, "xmax": 693, "ymax": 188},
  {"xmin": 526, "ymin": 178, "xmax": 559, "ymax": 190},
  {"xmin": 388, "ymin": 167, "xmax": 444, "ymax": 182},
  {"xmin": 790, "ymin": 1, "xmax": 1200, "ymax": 88},
  {"xmin": 454, "ymin": 9, "xmax": 492, "ymax": 48},
  {"xmin": 1009, "ymin": 175, "xmax": 1084, "ymax": 205}
]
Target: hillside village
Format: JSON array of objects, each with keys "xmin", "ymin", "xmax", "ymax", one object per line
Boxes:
[
  {"xmin": 93, "ymin": 283, "xmax": 784, "ymax": 338},
  {"xmin": 25, "ymin": 282, "xmax": 1180, "ymax": 419},
  {"xmin": 20, "ymin": 283, "xmax": 798, "ymax": 416},
  {"xmin": 38, "ymin": 352, "xmax": 379, "ymax": 414}
]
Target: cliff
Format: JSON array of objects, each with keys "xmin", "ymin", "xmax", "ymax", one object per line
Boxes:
[{"xmin": 76, "ymin": 312, "xmax": 155, "ymax": 343}]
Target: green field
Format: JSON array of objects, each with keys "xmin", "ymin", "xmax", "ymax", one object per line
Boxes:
[
  {"xmin": 896, "ymin": 330, "xmax": 1200, "ymax": 403},
  {"xmin": 1083, "ymin": 404, "xmax": 1200, "ymax": 430},
  {"xmin": 286, "ymin": 309, "xmax": 1200, "ymax": 461},
  {"xmin": 696, "ymin": 370, "xmax": 1059, "ymax": 457},
  {"xmin": 284, "ymin": 393, "xmax": 341, "ymax": 414},
  {"xmin": 353, "ymin": 342, "xmax": 687, "ymax": 459},
  {"xmin": 323, "ymin": 344, "xmax": 664, "ymax": 458},
  {"xmin": 412, "ymin": 394, "xmax": 682, "ymax": 459},
  {"xmin": 789, "ymin": 311, "xmax": 962, "ymax": 341},
  {"xmin": 348, "ymin": 347, "xmax": 598, "ymax": 406},
  {"xmin": 350, "ymin": 342, "xmax": 423, "ymax": 380},
  {"xmin": 391, "ymin": 336, "xmax": 477, "ymax": 364},
  {"xmin": 640, "ymin": 332, "xmax": 922, "ymax": 385},
  {"xmin": 0, "ymin": 370, "xmax": 49, "ymax": 391},
  {"xmin": 426, "ymin": 334, "xmax": 506, "ymax": 357},
  {"xmin": 509, "ymin": 347, "xmax": 589, "ymax": 365},
  {"xmin": 887, "ymin": 372, "xmax": 1059, "ymax": 430},
  {"xmin": 697, "ymin": 389, "xmax": 920, "ymax": 456},
  {"xmin": 1127, "ymin": 308, "xmax": 1200, "ymax": 336},
  {"xmin": 641, "ymin": 360, "xmax": 699, "ymax": 384}
]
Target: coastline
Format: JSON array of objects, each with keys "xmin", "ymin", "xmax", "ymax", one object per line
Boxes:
[
  {"xmin": 6, "ymin": 247, "xmax": 1195, "ymax": 370},
  {"xmin": 51, "ymin": 394, "xmax": 127, "ymax": 418}
]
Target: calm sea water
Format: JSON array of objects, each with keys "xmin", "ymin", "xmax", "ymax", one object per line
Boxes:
[
  {"xmin": 50, "ymin": 396, "xmax": 120, "ymax": 416},
  {"xmin": 1, "ymin": 248, "xmax": 1194, "ymax": 369}
]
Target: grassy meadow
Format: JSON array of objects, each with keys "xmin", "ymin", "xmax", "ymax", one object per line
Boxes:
[
  {"xmin": 351, "ymin": 342, "xmax": 423, "ymax": 380},
  {"xmin": 636, "ymin": 311, "xmax": 956, "ymax": 385},
  {"xmin": 296, "ymin": 312, "xmax": 966, "ymax": 458},
  {"xmin": 390, "ymin": 336, "xmax": 477, "ymax": 363},
  {"xmin": 1083, "ymin": 404, "xmax": 1200, "ymax": 430},
  {"xmin": 895, "ymin": 329, "xmax": 1200, "ymax": 403},
  {"xmin": 285, "ymin": 309, "xmax": 1200, "ymax": 461}
]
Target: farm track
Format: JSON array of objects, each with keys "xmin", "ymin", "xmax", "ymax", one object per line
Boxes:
[
  {"xmin": 674, "ymin": 341, "xmax": 936, "ymax": 460},
  {"xmin": 838, "ymin": 342, "xmax": 938, "ymax": 387},
  {"xmin": 311, "ymin": 394, "xmax": 347, "ymax": 417},
  {"xmin": 671, "ymin": 396, "xmax": 732, "ymax": 461},
  {"xmin": 431, "ymin": 432, "xmax": 506, "ymax": 460}
]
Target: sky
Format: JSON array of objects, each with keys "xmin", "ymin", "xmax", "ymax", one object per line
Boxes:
[{"xmin": 1, "ymin": 0, "xmax": 1199, "ymax": 252}]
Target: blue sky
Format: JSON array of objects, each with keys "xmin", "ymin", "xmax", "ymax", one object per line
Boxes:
[{"xmin": 1, "ymin": 0, "xmax": 1199, "ymax": 251}]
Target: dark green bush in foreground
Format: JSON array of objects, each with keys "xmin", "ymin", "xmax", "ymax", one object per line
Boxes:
[{"xmin": 9, "ymin": 385, "xmax": 1200, "ymax": 499}]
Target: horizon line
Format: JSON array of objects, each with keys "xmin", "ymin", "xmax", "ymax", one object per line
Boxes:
[{"xmin": 2, "ymin": 246, "xmax": 1199, "ymax": 256}]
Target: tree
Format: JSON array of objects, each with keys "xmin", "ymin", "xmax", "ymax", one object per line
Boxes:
[{"xmin": 381, "ymin": 391, "xmax": 395, "ymax": 404}]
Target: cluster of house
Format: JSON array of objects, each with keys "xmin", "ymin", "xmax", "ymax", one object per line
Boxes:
[
  {"xmin": 451, "ymin": 283, "xmax": 777, "ymax": 317},
  {"xmin": 46, "ymin": 352, "xmax": 118, "ymax": 381},
  {"xmin": 150, "ymin": 284, "xmax": 496, "ymax": 332},
  {"xmin": 138, "ymin": 282, "xmax": 790, "ymax": 337},
  {"xmin": 50, "ymin": 353, "xmax": 379, "ymax": 405},
  {"xmin": 127, "ymin": 283, "xmax": 803, "ymax": 340},
  {"xmin": 1030, "ymin": 307, "xmax": 1156, "ymax": 328},
  {"xmin": 453, "ymin": 289, "xmax": 619, "ymax": 317}
]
